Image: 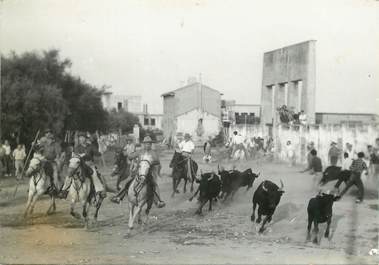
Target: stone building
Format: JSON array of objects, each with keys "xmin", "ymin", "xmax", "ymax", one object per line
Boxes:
[
  {"xmin": 261, "ymin": 40, "xmax": 316, "ymax": 125},
  {"xmin": 161, "ymin": 80, "xmax": 222, "ymax": 144}
]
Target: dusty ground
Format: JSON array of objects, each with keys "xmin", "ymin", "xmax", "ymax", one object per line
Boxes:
[{"xmin": 0, "ymin": 148, "xmax": 378, "ymax": 264}]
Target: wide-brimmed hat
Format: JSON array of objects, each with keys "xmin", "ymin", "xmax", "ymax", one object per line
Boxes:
[
  {"xmin": 126, "ymin": 135, "xmax": 134, "ymax": 141},
  {"xmin": 331, "ymin": 141, "xmax": 337, "ymax": 145},
  {"xmin": 184, "ymin": 133, "xmax": 191, "ymax": 139},
  {"xmin": 142, "ymin": 136, "xmax": 153, "ymax": 143}
]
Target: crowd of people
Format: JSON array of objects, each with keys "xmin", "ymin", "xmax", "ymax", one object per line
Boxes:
[
  {"xmin": 0, "ymin": 140, "xmax": 27, "ymax": 179},
  {"xmin": 300, "ymin": 138, "xmax": 379, "ymax": 204}
]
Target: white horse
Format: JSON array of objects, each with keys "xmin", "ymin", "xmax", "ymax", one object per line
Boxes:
[
  {"xmin": 24, "ymin": 156, "xmax": 57, "ymax": 218},
  {"xmin": 126, "ymin": 154, "xmax": 155, "ymax": 236},
  {"xmin": 66, "ymin": 155, "xmax": 105, "ymax": 228}
]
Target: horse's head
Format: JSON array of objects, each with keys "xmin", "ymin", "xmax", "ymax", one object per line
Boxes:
[
  {"xmin": 67, "ymin": 154, "xmax": 82, "ymax": 177},
  {"xmin": 25, "ymin": 157, "xmax": 43, "ymax": 177},
  {"xmin": 138, "ymin": 154, "xmax": 153, "ymax": 180}
]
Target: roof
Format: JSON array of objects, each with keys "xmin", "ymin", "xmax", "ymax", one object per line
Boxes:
[
  {"xmin": 264, "ymin": 40, "xmax": 317, "ymax": 55},
  {"xmin": 161, "ymin": 82, "xmax": 223, "ymax": 97},
  {"xmin": 316, "ymin": 112, "xmax": 379, "ymax": 116}
]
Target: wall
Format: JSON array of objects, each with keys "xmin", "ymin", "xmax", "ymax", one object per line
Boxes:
[
  {"xmin": 137, "ymin": 114, "xmax": 163, "ymax": 130},
  {"xmin": 316, "ymin": 113, "xmax": 379, "ymax": 125},
  {"xmin": 261, "ymin": 40, "xmax": 316, "ymax": 125},
  {"xmin": 162, "ymin": 95, "xmax": 176, "ymax": 138},
  {"xmin": 176, "ymin": 109, "xmax": 220, "ymax": 143},
  {"xmin": 101, "ymin": 94, "xmax": 142, "ymax": 113},
  {"xmin": 231, "ymin": 123, "xmax": 379, "ymax": 166}
]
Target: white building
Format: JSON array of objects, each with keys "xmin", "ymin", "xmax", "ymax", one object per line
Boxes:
[{"xmin": 101, "ymin": 92, "xmax": 142, "ymax": 113}]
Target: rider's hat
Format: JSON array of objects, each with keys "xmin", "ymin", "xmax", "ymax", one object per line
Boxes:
[
  {"xmin": 126, "ymin": 135, "xmax": 134, "ymax": 141},
  {"xmin": 77, "ymin": 132, "xmax": 87, "ymax": 138},
  {"xmin": 184, "ymin": 133, "xmax": 191, "ymax": 139},
  {"xmin": 142, "ymin": 136, "xmax": 153, "ymax": 143}
]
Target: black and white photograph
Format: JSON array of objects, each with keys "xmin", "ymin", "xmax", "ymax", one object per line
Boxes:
[{"xmin": 0, "ymin": 0, "xmax": 378, "ymax": 264}]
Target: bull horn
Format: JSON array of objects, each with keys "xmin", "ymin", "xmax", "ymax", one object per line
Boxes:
[
  {"xmin": 279, "ymin": 179, "xmax": 284, "ymax": 190},
  {"xmin": 262, "ymin": 181, "xmax": 268, "ymax": 192}
]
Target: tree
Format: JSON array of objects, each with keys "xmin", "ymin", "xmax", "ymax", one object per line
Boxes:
[
  {"xmin": 1, "ymin": 49, "xmax": 108, "ymax": 145},
  {"xmin": 107, "ymin": 109, "xmax": 139, "ymax": 134}
]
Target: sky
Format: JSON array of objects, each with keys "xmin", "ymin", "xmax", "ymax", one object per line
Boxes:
[{"xmin": 1, "ymin": 0, "xmax": 378, "ymax": 114}]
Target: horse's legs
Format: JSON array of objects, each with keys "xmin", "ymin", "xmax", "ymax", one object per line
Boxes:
[
  {"xmin": 171, "ymin": 177, "xmax": 176, "ymax": 197},
  {"xmin": 94, "ymin": 196, "xmax": 104, "ymax": 221},
  {"xmin": 24, "ymin": 190, "xmax": 35, "ymax": 218},
  {"xmin": 183, "ymin": 178, "xmax": 187, "ymax": 193},
  {"xmin": 70, "ymin": 199, "xmax": 81, "ymax": 219},
  {"xmin": 82, "ymin": 200, "xmax": 89, "ymax": 229},
  {"xmin": 189, "ymin": 186, "xmax": 200, "ymax": 201},
  {"xmin": 46, "ymin": 196, "xmax": 56, "ymax": 215},
  {"xmin": 29, "ymin": 192, "xmax": 41, "ymax": 216},
  {"xmin": 127, "ymin": 204, "xmax": 135, "ymax": 235},
  {"xmin": 190, "ymin": 178, "xmax": 194, "ymax": 193}
]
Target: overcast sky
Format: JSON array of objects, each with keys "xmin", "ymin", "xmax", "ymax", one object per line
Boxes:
[{"xmin": 2, "ymin": 0, "xmax": 378, "ymax": 114}]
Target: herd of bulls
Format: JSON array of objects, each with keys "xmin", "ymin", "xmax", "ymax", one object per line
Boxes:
[{"xmin": 186, "ymin": 165, "xmax": 340, "ymax": 244}]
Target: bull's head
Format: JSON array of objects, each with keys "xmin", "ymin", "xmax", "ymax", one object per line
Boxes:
[{"xmin": 262, "ymin": 180, "xmax": 285, "ymax": 210}]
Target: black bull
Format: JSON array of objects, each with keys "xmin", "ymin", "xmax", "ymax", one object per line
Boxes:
[
  {"xmin": 307, "ymin": 192, "xmax": 338, "ymax": 244},
  {"xmin": 218, "ymin": 166, "xmax": 260, "ymax": 201},
  {"xmin": 189, "ymin": 172, "xmax": 221, "ymax": 215},
  {"xmin": 169, "ymin": 151, "xmax": 198, "ymax": 197},
  {"xmin": 251, "ymin": 180, "xmax": 284, "ymax": 233},
  {"xmin": 319, "ymin": 166, "xmax": 350, "ymax": 188}
]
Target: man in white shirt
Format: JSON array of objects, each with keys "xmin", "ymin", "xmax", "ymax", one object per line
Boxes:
[
  {"xmin": 230, "ymin": 131, "xmax": 247, "ymax": 160},
  {"xmin": 179, "ymin": 133, "xmax": 195, "ymax": 180},
  {"xmin": 341, "ymin": 152, "xmax": 353, "ymax": 171}
]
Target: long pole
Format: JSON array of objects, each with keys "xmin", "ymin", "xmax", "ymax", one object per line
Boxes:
[{"xmin": 12, "ymin": 130, "xmax": 40, "ymax": 198}]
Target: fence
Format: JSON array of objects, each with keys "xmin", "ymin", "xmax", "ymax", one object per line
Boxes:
[{"xmin": 229, "ymin": 123, "xmax": 379, "ymax": 166}]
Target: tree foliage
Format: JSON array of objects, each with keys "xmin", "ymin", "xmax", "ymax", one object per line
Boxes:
[
  {"xmin": 107, "ymin": 109, "xmax": 139, "ymax": 134},
  {"xmin": 1, "ymin": 49, "xmax": 108, "ymax": 145}
]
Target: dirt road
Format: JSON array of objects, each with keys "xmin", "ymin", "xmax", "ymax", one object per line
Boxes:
[{"xmin": 0, "ymin": 149, "xmax": 378, "ymax": 264}]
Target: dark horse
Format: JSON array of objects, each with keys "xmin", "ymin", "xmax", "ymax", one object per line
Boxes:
[
  {"xmin": 111, "ymin": 149, "xmax": 130, "ymax": 190},
  {"xmin": 169, "ymin": 151, "xmax": 198, "ymax": 197}
]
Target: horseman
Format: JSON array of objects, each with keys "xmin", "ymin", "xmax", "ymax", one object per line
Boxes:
[
  {"xmin": 58, "ymin": 132, "xmax": 107, "ymax": 199},
  {"xmin": 111, "ymin": 136, "xmax": 165, "ymax": 208},
  {"xmin": 110, "ymin": 136, "xmax": 138, "ymax": 202},
  {"xmin": 37, "ymin": 129, "xmax": 62, "ymax": 192},
  {"xmin": 179, "ymin": 133, "xmax": 196, "ymax": 181}
]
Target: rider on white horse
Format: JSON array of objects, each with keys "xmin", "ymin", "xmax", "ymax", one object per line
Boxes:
[
  {"xmin": 111, "ymin": 136, "xmax": 165, "ymax": 208},
  {"xmin": 58, "ymin": 132, "xmax": 106, "ymax": 199},
  {"xmin": 37, "ymin": 129, "xmax": 62, "ymax": 192}
]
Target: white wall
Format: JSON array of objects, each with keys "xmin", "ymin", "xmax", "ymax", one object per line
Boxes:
[{"xmin": 176, "ymin": 109, "xmax": 220, "ymax": 142}]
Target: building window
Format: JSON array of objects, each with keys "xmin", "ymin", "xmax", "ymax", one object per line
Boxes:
[
  {"xmin": 150, "ymin": 118, "xmax": 156, "ymax": 126},
  {"xmin": 117, "ymin": 102, "xmax": 122, "ymax": 111},
  {"xmin": 144, "ymin": 118, "xmax": 149, "ymax": 125}
]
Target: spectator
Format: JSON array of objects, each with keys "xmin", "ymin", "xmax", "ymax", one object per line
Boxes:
[
  {"xmin": 3, "ymin": 140, "xmax": 12, "ymax": 177},
  {"xmin": 13, "ymin": 144, "xmax": 26, "ymax": 180},
  {"xmin": 0, "ymin": 143, "xmax": 5, "ymax": 178},
  {"xmin": 299, "ymin": 110, "xmax": 307, "ymax": 125},
  {"xmin": 203, "ymin": 137, "xmax": 212, "ymax": 163},
  {"xmin": 286, "ymin": 140, "xmax": 295, "ymax": 167},
  {"xmin": 231, "ymin": 131, "xmax": 247, "ymax": 160},
  {"xmin": 341, "ymin": 152, "xmax": 353, "ymax": 171},
  {"xmin": 344, "ymin": 142, "xmax": 356, "ymax": 160},
  {"xmin": 306, "ymin": 142, "xmax": 315, "ymax": 169},
  {"xmin": 328, "ymin": 141, "xmax": 341, "ymax": 166}
]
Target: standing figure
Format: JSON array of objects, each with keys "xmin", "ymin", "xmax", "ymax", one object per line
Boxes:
[
  {"xmin": 13, "ymin": 144, "xmax": 26, "ymax": 180},
  {"xmin": 203, "ymin": 137, "xmax": 212, "ymax": 163},
  {"xmin": 336, "ymin": 152, "xmax": 368, "ymax": 203},
  {"xmin": 179, "ymin": 133, "xmax": 196, "ymax": 181},
  {"xmin": 286, "ymin": 140, "xmax": 296, "ymax": 167},
  {"xmin": 328, "ymin": 141, "xmax": 341, "ymax": 166}
]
